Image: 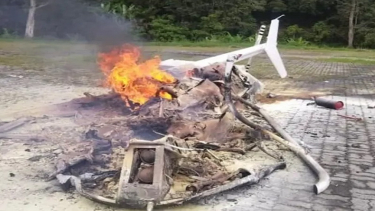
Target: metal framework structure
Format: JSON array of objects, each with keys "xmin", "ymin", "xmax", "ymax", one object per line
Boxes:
[
  {"xmin": 161, "ymin": 16, "xmax": 330, "ymax": 195},
  {"xmin": 56, "ymin": 17, "xmax": 330, "ymax": 211},
  {"xmin": 160, "ymin": 15, "xmax": 287, "ymax": 95}
]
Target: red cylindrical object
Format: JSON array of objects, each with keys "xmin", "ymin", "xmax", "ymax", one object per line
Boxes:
[{"xmin": 314, "ymin": 97, "xmax": 344, "ymax": 110}]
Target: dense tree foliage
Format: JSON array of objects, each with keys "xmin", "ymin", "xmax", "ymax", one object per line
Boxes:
[
  {"xmin": 1, "ymin": 0, "xmax": 375, "ymax": 48},
  {"xmin": 101, "ymin": 0, "xmax": 375, "ymax": 48}
]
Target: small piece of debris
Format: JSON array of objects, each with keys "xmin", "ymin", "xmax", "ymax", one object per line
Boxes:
[
  {"xmin": 338, "ymin": 114, "xmax": 362, "ymax": 121},
  {"xmin": 9, "ymin": 173, "xmax": 15, "ymax": 177},
  {"xmin": 351, "ymin": 143, "xmax": 361, "ymax": 148},
  {"xmin": 227, "ymin": 198, "xmax": 238, "ymax": 202},
  {"xmin": 25, "ymin": 149, "xmax": 31, "ymax": 152},
  {"xmin": 266, "ymin": 93, "xmax": 276, "ymax": 98},
  {"xmin": 305, "ymin": 131, "xmax": 318, "ymax": 136},
  {"xmin": 28, "ymin": 155, "xmax": 43, "ymax": 162},
  {"xmin": 52, "ymin": 149, "xmax": 63, "ymax": 154},
  {"xmin": 225, "ymin": 195, "xmax": 238, "ymax": 202},
  {"xmin": 368, "ymin": 105, "xmax": 375, "ymax": 109},
  {"xmin": 8, "ymin": 74, "xmax": 24, "ymax": 79}
]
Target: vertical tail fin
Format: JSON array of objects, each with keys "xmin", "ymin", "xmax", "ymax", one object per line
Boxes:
[{"xmin": 265, "ymin": 16, "xmax": 287, "ymax": 78}]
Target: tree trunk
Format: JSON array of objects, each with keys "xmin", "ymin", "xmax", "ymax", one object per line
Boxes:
[
  {"xmin": 25, "ymin": 0, "xmax": 36, "ymax": 38},
  {"xmin": 348, "ymin": 0, "xmax": 356, "ymax": 48}
]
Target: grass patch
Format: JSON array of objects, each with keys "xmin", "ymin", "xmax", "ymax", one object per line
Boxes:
[
  {"xmin": 146, "ymin": 41, "xmax": 375, "ymax": 52},
  {"xmin": 0, "ymin": 54, "xmax": 45, "ymax": 69},
  {"xmin": 318, "ymin": 57, "xmax": 375, "ymax": 65},
  {"xmin": 0, "ymin": 38, "xmax": 97, "ymax": 69},
  {"xmin": 1, "ymin": 37, "xmax": 375, "ymax": 52},
  {"xmin": 1, "ymin": 38, "xmax": 375, "ymax": 68},
  {"xmin": 145, "ymin": 41, "xmax": 253, "ymax": 48}
]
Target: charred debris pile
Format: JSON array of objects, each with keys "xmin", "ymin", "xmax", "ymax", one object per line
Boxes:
[{"xmin": 0, "ymin": 41, "xmax": 330, "ymax": 210}]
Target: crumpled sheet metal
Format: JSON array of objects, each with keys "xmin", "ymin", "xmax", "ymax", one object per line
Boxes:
[
  {"xmin": 56, "ymin": 162, "xmax": 286, "ymax": 209},
  {"xmin": 56, "ymin": 174, "xmax": 117, "ymax": 205}
]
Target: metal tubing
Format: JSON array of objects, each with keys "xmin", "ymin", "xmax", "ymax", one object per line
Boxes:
[
  {"xmin": 223, "ymin": 56, "xmax": 263, "ymax": 130},
  {"xmin": 159, "ymin": 162, "xmax": 286, "ymax": 206},
  {"xmin": 235, "ymin": 95, "xmax": 331, "ymax": 194},
  {"xmin": 255, "ymin": 109, "xmax": 330, "ymax": 194},
  {"xmin": 224, "ymin": 54, "xmax": 330, "ymax": 194}
]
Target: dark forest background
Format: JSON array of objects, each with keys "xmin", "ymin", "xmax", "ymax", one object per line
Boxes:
[{"xmin": 1, "ymin": 0, "xmax": 375, "ymax": 48}]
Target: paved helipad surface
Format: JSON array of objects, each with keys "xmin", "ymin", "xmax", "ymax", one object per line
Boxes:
[
  {"xmin": 214, "ymin": 59, "xmax": 375, "ymax": 211},
  {"xmin": 1, "ymin": 52, "xmax": 375, "ymax": 211}
]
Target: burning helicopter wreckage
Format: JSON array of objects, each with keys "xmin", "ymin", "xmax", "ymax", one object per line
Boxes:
[{"xmin": 1, "ymin": 17, "xmax": 330, "ymax": 210}]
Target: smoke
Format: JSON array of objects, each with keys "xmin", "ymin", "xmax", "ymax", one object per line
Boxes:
[
  {"xmin": 34, "ymin": 0, "xmax": 139, "ymax": 48},
  {"xmin": 0, "ymin": 0, "xmax": 142, "ymax": 73}
]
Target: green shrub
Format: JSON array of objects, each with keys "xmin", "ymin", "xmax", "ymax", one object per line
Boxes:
[
  {"xmin": 0, "ymin": 28, "xmax": 15, "ymax": 39},
  {"xmin": 148, "ymin": 17, "xmax": 188, "ymax": 42},
  {"xmin": 286, "ymin": 37, "xmax": 310, "ymax": 46},
  {"xmin": 363, "ymin": 33, "xmax": 375, "ymax": 48},
  {"xmin": 284, "ymin": 24, "xmax": 305, "ymax": 39},
  {"xmin": 312, "ymin": 21, "xmax": 331, "ymax": 43},
  {"xmin": 218, "ymin": 32, "xmax": 244, "ymax": 43},
  {"xmin": 203, "ymin": 32, "xmax": 256, "ymax": 44},
  {"xmin": 247, "ymin": 35, "xmax": 256, "ymax": 43}
]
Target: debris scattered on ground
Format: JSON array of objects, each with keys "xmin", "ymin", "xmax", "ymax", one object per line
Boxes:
[
  {"xmin": 0, "ymin": 133, "xmax": 45, "ymax": 141},
  {"xmin": 1, "ymin": 46, "xmax": 331, "ymax": 210},
  {"xmin": 306, "ymin": 102, "xmax": 316, "ymax": 106},
  {"xmin": 8, "ymin": 74, "xmax": 24, "ymax": 79},
  {"xmin": 24, "ymin": 61, "xmax": 304, "ymax": 210},
  {"xmin": 256, "ymin": 92, "xmax": 327, "ymax": 104},
  {"xmin": 0, "ymin": 117, "xmax": 32, "ymax": 133},
  {"xmin": 351, "ymin": 143, "xmax": 361, "ymax": 148},
  {"xmin": 266, "ymin": 93, "xmax": 277, "ymax": 98},
  {"xmin": 338, "ymin": 114, "xmax": 362, "ymax": 121},
  {"xmin": 314, "ymin": 97, "xmax": 344, "ymax": 110},
  {"xmin": 39, "ymin": 62, "xmax": 292, "ymax": 209},
  {"xmin": 28, "ymin": 155, "xmax": 44, "ymax": 162}
]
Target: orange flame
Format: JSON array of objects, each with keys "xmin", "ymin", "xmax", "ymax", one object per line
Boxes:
[{"xmin": 98, "ymin": 44, "xmax": 176, "ymax": 106}]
